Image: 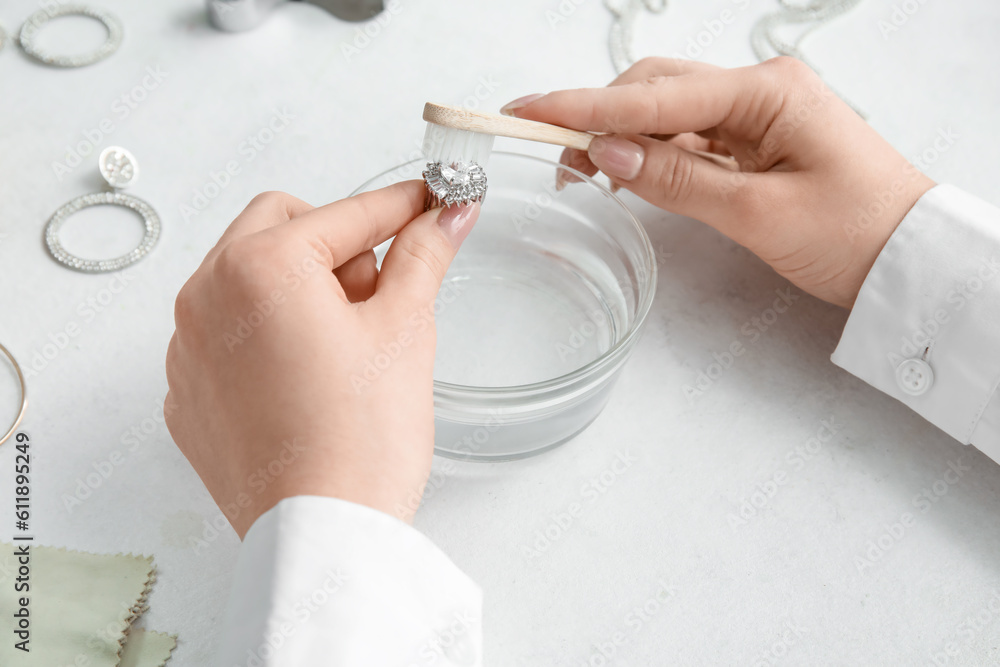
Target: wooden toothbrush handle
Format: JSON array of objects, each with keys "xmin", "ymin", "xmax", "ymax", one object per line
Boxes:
[
  {"xmin": 424, "ymin": 102, "xmax": 593, "ymax": 150},
  {"xmin": 423, "ymin": 103, "xmax": 737, "ymax": 170}
]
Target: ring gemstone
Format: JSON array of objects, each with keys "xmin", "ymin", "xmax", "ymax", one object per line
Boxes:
[{"xmin": 423, "ymin": 161, "xmax": 488, "ymax": 208}]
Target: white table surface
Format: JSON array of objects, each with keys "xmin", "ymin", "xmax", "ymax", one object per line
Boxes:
[{"xmin": 1, "ymin": 0, "xmax": 999, "ymax": 664}]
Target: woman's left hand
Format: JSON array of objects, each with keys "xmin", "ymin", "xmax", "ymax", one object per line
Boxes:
[{"xmin": 165, "ymin": 182, "xmax": 478, "ymax": 537}]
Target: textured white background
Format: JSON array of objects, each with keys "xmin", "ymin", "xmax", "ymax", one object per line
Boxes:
[{"xmin": 1, "ymin": 0, "xmax": 999, "ymax": 664}]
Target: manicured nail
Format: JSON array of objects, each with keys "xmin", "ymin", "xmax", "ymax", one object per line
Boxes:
[
  {"xmin": 555, "ymin": 168, "xmax": 571, "ymax": 191},
  {"xmin": 500, "ymin": 93, "xmax": 545, "ymax": 116},
  {"xmin": 438, "ymin": 202, "xmax": 479, "ymax": 248},
  {"xmin": 556, "ymin": 151, "xmax": 586, "ymax": 191},
  {"xmin": 589, "ymin": 136, "xmax": 644, "ymax": 181}
]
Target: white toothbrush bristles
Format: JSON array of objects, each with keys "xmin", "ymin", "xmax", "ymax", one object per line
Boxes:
[{"xmin": 422, "ymin": 123, "xmax": 495, "ymax": 168}]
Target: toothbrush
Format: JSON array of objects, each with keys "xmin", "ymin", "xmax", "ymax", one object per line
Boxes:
[{"xmin": 422, "ymin": 102, "xmax": 737, "ymax": 170}]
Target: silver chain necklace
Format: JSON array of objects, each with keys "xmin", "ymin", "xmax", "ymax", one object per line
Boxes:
[
  {"xmin": 605, "ymin": 0, "xmax": 668, "ymax": 75},
  {"xmin": 751, "ymin": 0, "xmax": 863, "ymax": 63},
  {"xmin": 605, "ymin": 0, "xmax": 865, "ymax": 114}
]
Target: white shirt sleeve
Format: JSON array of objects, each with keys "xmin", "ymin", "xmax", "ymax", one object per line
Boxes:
[
  {"xmin": 832, "ymin": 184, "xmax": 1000, "ymax": 460},
  {"xmin": 215, "ymin": 495, "xmax": 483, "ymax": 667}
]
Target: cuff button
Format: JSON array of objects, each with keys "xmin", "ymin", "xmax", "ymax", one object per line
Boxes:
[{"xmin": 895, "ymin": 358, "xmax": 934, "ymax": 396}]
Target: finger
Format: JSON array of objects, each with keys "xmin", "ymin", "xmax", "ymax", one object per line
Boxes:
[
  {"xmin": 588, "ymin": 134, "xmax": 762, "ymax": 241},
  {"xmin": 612, "ymin": 63, "xmax": 726, "ymax": 155},
  {"xmin": 556, "ymin": 147, "xmax": 598, "ymax": 190},
  {"xmin": 643, "ymin": 132, "xmax": 732, "ymax": 157},
  {"xmin": 334, "ymin": 250, "xmax": 378, "ymax": 303},
  {"xmin": 205, "ymin": 191, "xmax": 314, "ymax": 264},
  {"xmin": 564, "ymin": 133, "xmax": 730, "ymax": 192},
  {"xmin": 608, "ymin": 57, "xmax": 719, "ymax": 87},
  {"xmin": 509, "ymin": 67, "xmax": 762, "ymax": 137},
  {"xmin": 498, "ymin": 60, "xmax": 714, "ymax": 117},
  {"xmin": 262, "ymin": 180, "xmax": 425, "ymax": 271},
  {"xmin": 668, "ymin": 133, "xmax": 732, "ymax": 157},
  {"xmin": 374, "ymin": 203, "xmax": 480, "ymax": 311}
]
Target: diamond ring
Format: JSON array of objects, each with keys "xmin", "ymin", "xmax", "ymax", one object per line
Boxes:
[{"xmin": 423, "ymin": 161, "xmax": 488, "ymax": 209}]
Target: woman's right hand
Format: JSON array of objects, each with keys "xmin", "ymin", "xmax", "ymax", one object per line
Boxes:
[{"xmin": 502, "ymin": 57, "xmax": 935, "ymax": 309}]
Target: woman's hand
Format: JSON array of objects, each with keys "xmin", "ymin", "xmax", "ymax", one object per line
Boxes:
[
  {"xmin": 502, "ymin": 57, "xmax": 935, "ymax": 308},
  {"xmin": 165, "ymin": 182, "xmax": 478, "ymax": 537}
]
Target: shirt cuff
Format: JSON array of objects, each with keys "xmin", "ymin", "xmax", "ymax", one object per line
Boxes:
[
  {"xmin": 831, "ymin": 184, "xmax": 1000, "ymax": 456},
  {"xmin": 216, "ymin": 495, "xmax": 483, "ymax": 667}
]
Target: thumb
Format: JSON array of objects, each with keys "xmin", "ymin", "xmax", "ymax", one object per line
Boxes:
[
  {"xmin": 589, "ymin": 134, "xmax": 749, "ymax": 238},
  {"xmin": 375, "ymin": 202, "xmax": 480, "ymax": 308}
]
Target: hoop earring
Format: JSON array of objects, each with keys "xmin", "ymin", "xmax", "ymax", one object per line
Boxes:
[
  {"xmin": 44, "ymin": 147, "xmax": 161, "ymax": 273},
  {"xmin": 18, "ymin": 5, "xmax": 122, "ymax": 68}
]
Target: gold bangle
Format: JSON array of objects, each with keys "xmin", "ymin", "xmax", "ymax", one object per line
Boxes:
[{"xmin": 0, "ymin": 341, "xmax": 27, "ymax": 447}]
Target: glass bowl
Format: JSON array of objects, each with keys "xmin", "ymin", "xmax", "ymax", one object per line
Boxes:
[{"xmin": 351, "ymin": 152, "xmax": 656, "ymax": 461}]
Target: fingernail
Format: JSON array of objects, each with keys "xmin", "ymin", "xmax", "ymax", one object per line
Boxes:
[
  {"xmin": 589, "ymin": 136, "xmax": 644, "ymax": 181},
  {"xmin": 555, "ymin": 168, "xmax": 571, "ymax": 191},
  {"xmin": 438, "ymin": 202, "xmax": 479, "ymax": 248},
  {"xmin": 500, "ymin": 93, "xmax": 545, "ymax": 116},
  {"xmin": 556, "ymin": 152, "xmax": 585, "ymax": 191}
]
